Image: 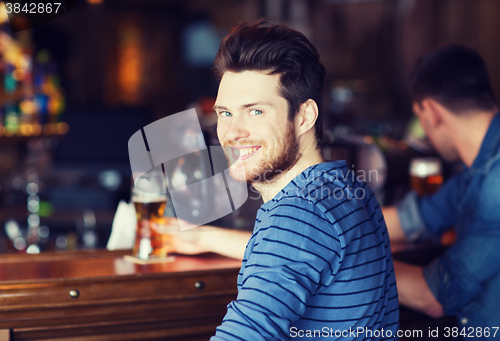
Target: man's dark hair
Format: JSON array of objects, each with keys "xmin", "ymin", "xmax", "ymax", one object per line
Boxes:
[
  {"xmin": 214, "ymin": 20, "xmax": 326, "ymax": 144},
  {"xmin": 409, "ymin": 44, "xmax": 498, "ymax": 113}
]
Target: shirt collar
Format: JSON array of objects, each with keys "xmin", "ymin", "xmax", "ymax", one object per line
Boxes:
[
  {"xmin": 259, "ymin": 161, "xmax": 348, "ymax": 210},
  {"xmin": 471, "ymin": 112, "xmax": 500, "ymax": 171}
]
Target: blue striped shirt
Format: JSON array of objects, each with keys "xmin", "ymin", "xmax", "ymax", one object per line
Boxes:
[{"xmin": 211, "ymin": 161, "xmax": 399, "ymax": 340}]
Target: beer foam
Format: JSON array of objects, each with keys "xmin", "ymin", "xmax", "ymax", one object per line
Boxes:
[
  {"xmin": 410, "ymin": 157, "xmax": 442, "ymax": 177},
  {"xmin": 131, "ymin": 192, "xmax": 166, "ymax": 204}
]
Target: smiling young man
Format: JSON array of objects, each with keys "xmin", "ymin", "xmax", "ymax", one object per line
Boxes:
[{"xmin": 205, "ymin": 22, "xmax": 399, "ymax": 341}]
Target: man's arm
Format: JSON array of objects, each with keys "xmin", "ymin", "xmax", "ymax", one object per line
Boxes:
[
  {"xmin": 211, "ymin": 201, "xmax": 341, "ymax": 340},
  {"xmin": 193, "ymin": 227, "xmax": 251, "ymax": 260},
  {"xmin": 168, "ymin": 223, "xmax": 251, "ymax": 260},
  {"xmin": 382, "ymin": 206, "xmax": 444, "ymax": 317},
  {"xmin": 391, "ymin": 175, "xmax": 462, "ymax": 244},
  {"xmin": 381, "ymin": 206, "xmax": 408, "ymax": 243},
  {"xmin": 384, "ymin": 199, "xmax": 446, "ymax": 318},
  {"xmin": 393, "ymin": 260, "xmax": 444, "ymax": 318}
]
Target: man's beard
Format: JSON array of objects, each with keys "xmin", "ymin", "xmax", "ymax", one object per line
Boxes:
[{"xmin": 225, "ymin": 121, "xmax": 301, "ymax": 184}]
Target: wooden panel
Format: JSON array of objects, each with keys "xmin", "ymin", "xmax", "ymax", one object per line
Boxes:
[
  {"xmin": 12, "ymin": 313, "xmax": 225, "ymax": 340},
  {"xmin": 0, "ymin": 293, "xmax": 236, "ymax": 327},
  {"xmin": 0, "ymin": 250, "xmax": 240, "ymax": 341},
  {"xmin": 0, "ymin": 272, "xmax": 236, "ymax": 307}
]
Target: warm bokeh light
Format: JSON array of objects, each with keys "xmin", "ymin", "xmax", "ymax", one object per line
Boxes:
[
  {"xmin": 0, "ymin": 123, "xmax": 69, "ymax": 137},
  {"xmin": 117, "ymin": 23, "xmax": 143, "ymax": 105},
  {"xmin": 0, "ymin": 2, "xmax": 8, "ymax": 25},
  {"xmin": 19, "ymin": 124, "xmax": 30, "ymax": 136},
  {"xmin": 43, "ymin": 123, "xmax": 55, "ymax": 135},
  {"xmin": 20, "ymin": 99, "xmax": 37, "ymax": 115},
  {"xmin": 48, "ymin": 94, "xmax": 65, "ymax": 115},
  {"xmin": 56, "ymin": 122, "xmax": 69, "ymax": 135},
  {"xmin": 364, "ymin": 136, "xmax": 374, "ymax": 144},
  {"xmin": 12, "ymin": 69, "xmax": 24, "ymax": 81},
  {"xmin": 42, "ymin": 83, "xmax": 57, "ymax": 96},
  {"xmin": 32, "ymin": 124, "xmax": 42, "ymax": 136}
]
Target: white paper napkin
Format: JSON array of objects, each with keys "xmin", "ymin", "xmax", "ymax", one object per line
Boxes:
[{"xmin": 107, "ymin": 200, "xmax": 136, "ymax": 250}]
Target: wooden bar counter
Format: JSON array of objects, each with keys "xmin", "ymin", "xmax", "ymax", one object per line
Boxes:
[{"xmin": 0, "ymin": 250, "xmax": 241, "ymax": 341}]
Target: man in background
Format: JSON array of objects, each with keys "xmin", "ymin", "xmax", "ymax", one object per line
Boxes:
[{"xmin": 383, "ymin": 44, "xmax": 500, "ymax": 336}]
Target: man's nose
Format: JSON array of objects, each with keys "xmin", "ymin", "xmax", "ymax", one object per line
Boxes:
[{"xmin": 223, "ymin": 118, "xmax": 250, "ymax": 142}]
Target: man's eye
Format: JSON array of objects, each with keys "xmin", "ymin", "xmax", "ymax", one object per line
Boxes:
[
  {"xmin": 249, "ymin": 109, "xmax": 263, "ymax": 116},
  {"xmin": 219, "ymin": 111, "xmax": 232, "ymax": 117}
]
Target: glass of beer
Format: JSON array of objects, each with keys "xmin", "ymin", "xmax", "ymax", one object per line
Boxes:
[
  {"xmin": 131, "ymin": 169, "xmax": 170, "ymax": 260},
  {"xmin": 409, "ymin": 157, "xmax": 443, "ymax": 196}
]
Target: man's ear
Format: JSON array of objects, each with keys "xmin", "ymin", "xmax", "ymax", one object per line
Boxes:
[
  {"xmin": 421, "ymin": 99, "xmax": 443, "ymax": 128},
  {"xmin": 295, "ymin": 99, "xmax": 319, "ymax": 137}
]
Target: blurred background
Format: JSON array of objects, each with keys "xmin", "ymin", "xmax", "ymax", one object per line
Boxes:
[{"xmin": 1, "ymin": 0, "xmax": 500, "ymax": 253}]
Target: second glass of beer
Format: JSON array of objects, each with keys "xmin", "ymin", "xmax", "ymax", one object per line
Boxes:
[
  {"xmin": 131, "ymin": 169, "xmax": 170, "ymax": 260},
  {"xmin": 409, "ymin": 157, "xmax": 443, "ymax": 196}
]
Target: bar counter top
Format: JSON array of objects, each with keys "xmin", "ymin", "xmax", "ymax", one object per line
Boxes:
[{"xmin": 0, "ymin": 249, "xmax": 242, "ymax": 283}]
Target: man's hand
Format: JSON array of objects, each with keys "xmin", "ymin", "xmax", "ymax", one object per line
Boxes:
[
  {"xmin": 393, "ymin": 260, "xmax": 444, "ymax": 318},
  {"xmin": 158, "ymin": 218, "xmax": 251, "ymax": 260},
  {"xmin": 151, "ymin": 218, "xmax": 209, "ymax": 255}
]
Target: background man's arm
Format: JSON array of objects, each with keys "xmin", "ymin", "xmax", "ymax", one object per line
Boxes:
[
  {"xmin": 381, "ymin": 175, "xmax": 464, "ymax": 319},
  {"xmin": 382, "ymin": 206, "xmax": 444, "ymax": 318},
  {"xmin": 381, "ymin": 206, "xmax": 408, "ymax": 243},
  {"xmin": 393, "ymin": 261, "xmax": 444, "ymax": 318}
]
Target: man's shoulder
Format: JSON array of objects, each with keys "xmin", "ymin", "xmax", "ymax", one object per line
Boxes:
[
  {"xmin": 254, "ymin": 192, "xmax": 343, "ymax": 254},
  {"xmin": 290, "ymin": 161, "xmax": 355, "ymax": 202},
  {"xmin": 263, "ymin": 181, "xmax": 368, "ymax": 232},
  {"xmin": 259, "ymin": 192, "xmax": 328, "ymax": 223},
  {"xmin": 485, "ymin": 148, "xmax": 500, "ymax": 174},
  {"xmin": 475, "ymin": 156, "xmax": 500, "ymax": 221},
  {"xmin": 479, "ymin": 153, "xmax": 500, "ymax": 194}
]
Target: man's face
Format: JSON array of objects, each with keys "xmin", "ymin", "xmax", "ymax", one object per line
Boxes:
[
  {"xmin": 215, "ymin": 71, "xmax": 300, "ymax": 183},
  {"xmin": 413, "ymin": 101, "xmax": 459, "ymax": 162}
]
